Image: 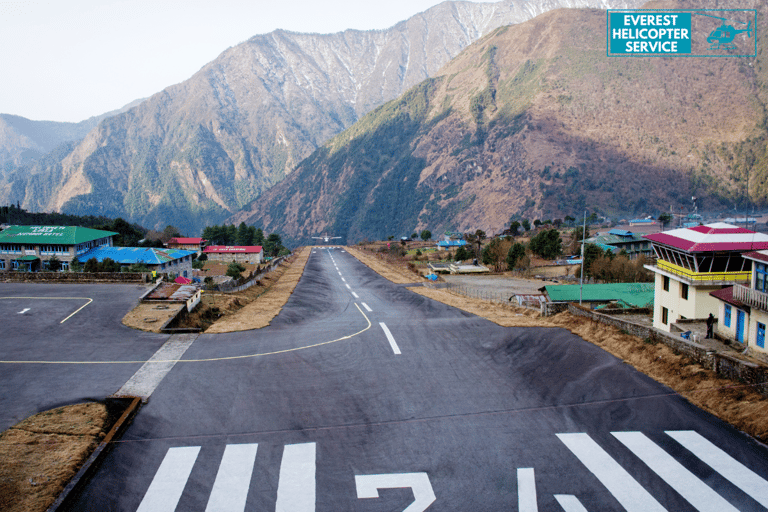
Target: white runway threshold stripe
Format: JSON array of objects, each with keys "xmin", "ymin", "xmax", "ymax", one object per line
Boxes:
[
  {"xmin": 517, "ymin": 468, "xmax": 538, "ymax": 512},
  {"xmin": 666, "ymin": 430, "xmax": 768, "ymax": 508},
  {"xmin": 205, "ymin": 444, "xmax": 259, "ymax": 512},
  {"xmin": 379, "ymin": 322, "xmax": 401, "ymax": 355},
  {"xmin": 612, "ymin": 431, "xmax": 739, "ymax": 512},
  {"xmin": 136, "ymin": 446, "xmax": 201, "ymax": 512},
  {"xmin": 275, "ymin": 443, "xmax": 316, "ymax": 512},
  {"xmin": 557, "ymin": 433, "xmax": 667, "ymax": 512}
]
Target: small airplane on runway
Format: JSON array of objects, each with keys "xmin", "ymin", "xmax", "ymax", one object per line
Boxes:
[{"xmin": 312, "ymin": 234, "xmax": 342, "ymax": 243}]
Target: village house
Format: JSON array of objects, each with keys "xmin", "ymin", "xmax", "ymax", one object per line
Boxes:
[
  {"xmin": 0, "ymin": 225, "xmax": 116, "ymax": 271},
  {"xmin": 203, "ymin": 245, "xmax": 263, "ymax": 264},
  {"xmin": 166, "ymin": 237, "xmax": 207, "ymax": 252},
  {"xmin": 643, "ymin": 223, "xmax": 768, "ymax": 333},
  {"xmin": 584, "ymin": 229, "xmax": 653, "ymax": 260},
  {"xmin": 729, "ymin": 250, "xmax": 768, "ymax": 353}
]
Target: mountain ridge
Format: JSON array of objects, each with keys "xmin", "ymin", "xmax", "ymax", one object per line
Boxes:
[
  {"xmin": 230, "ymin": 1, "xmax": 767, "ymax": 244},
  {"xmin": 0, "ymin": 0, "xmax": 645, "ymax": 234}
]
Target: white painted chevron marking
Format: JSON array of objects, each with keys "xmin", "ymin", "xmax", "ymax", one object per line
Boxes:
[
  {"xmin": 205, "ymin": 443, "xmax": 259, "ymax": 512},
  {"xmin": 136, "ymin": 446, "xmax": 200, "ymax": 512},
  {"xmin": 667, "ymin": 430, "xmax": 768, "ymax": 508},
  {"xmin": 557, "ymin": 433, "xmax": 666, "ymax": 512},
  {"xmin": 613, "ymin": 432, "xmax": 738, "ymax": 512}
]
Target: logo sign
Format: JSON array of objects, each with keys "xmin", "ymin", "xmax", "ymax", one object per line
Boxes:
[{"xmin": 608, "ymin": 9, "xmax": 757, "ymax": 57}]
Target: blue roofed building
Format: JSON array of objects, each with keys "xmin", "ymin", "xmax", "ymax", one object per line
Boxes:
[
  {"xmin": 437, "ymin": 240, "xmax": 468, "ymax": 250},
  {"xmin": 77, "ymin": 247, "xmax": 196, "ymax": 275},
  {"xmin": 583, "ymin": 229, "xmax": 652, "ymax": 260}
]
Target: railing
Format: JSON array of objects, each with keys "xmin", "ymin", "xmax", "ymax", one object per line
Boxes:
[
  {"xmin": 734, "ymin": 284, "xmax": 768, "ymax": 312},
  {"xmin": 655, "ymin": 260, "xmax": 750, "ymax": 284}
]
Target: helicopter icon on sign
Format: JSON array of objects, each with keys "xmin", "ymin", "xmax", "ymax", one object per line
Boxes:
[{"xmin": 699, "ymin": 13, "xmax": 753, "ymax": 50}]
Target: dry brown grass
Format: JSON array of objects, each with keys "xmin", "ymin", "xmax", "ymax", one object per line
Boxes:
[
  {"xmin": 406, "ymin": 274, "xmax": 768, "ymax": 443},
  {"xmin": 0, "ymin": 403, "xmax": 109, "ymax": 512},
  {"xmin": 345, "ymin": 246, "xmax": 423, "ymax": 284},
  {"xmin": 205, "ymin": 247, "xmax": 311, "ymax": 333},
  {"xmin": 122, "ymin": 302, "xmax": 186, "ymax": 333}
]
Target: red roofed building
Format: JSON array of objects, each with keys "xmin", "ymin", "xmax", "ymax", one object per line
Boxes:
[
  {"xmin": 166, "ymin": 238, "xmax": 207, "ymax": 252},
  {"xmin": 203, "ymin": 245, "xmax": 263, "ymax": 264},
  {"xmin": 730, "ymin": 250, "xmax": 768, "ymax": 353},
  {"xmin": 643, "ymin": 223, "xmax": 768, "ymax": 333}
]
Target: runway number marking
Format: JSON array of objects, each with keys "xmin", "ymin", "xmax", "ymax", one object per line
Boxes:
[
  {"xmin": 379, "ymin": 322, "xmax": 401, "ymax": 355},
  {"xmin": 140, "ymin": 442, "xmax": 435, "ymax": 512},
  {"xmin": 356, "ymin": 473, "xmax": 436, "ymax": 512}
]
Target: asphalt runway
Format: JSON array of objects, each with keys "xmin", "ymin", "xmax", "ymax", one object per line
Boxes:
[
  {"xmin": 11, "ymin": 251, "xmax": 768, "ymax": 511},
  {"xmin": 0, "ymin": 283, "xmax": 168, "ymax": 430}
]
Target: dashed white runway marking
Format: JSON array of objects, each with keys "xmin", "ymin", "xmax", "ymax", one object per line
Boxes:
[
  {"xmin": 361, "ymin": 302, "xmax": 372, "ymax": 312},
  {"xmin": 379, "ymin": 322, "xmax": 401, "ymax": 355},
  {"xmin": 351, "ymin": 292, "xmax": 359, "ymax": 299}
]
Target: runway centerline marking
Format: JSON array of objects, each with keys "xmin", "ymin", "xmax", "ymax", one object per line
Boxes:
[
  {"xmin": 0, "ymin": 304, "xmax": 372, "ymax": 365},
  {"xmin": 0, "ymin": 296, "xmax": 93, "ymax": 323},
  {"xmin": 379, "ymin": 322, "xmax": 401, "ymax": 355},
  {"xmin": 361, "ymin": 302, "xmax": 372, "ymax": 312},
  {"xmin": 351, "ymin": 292, "xmax": 359, "ymax": 299}
]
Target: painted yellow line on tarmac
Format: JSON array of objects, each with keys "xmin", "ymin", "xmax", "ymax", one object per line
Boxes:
[
  {"xmin": 0, "ymin": 296, "xmax": 93, "ymax": 323},
  {"xmin": 0, "ymin": 303, "xmax": 372, "ymax": 365}
]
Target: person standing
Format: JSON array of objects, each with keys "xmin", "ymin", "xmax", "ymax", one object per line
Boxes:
[{"xmin": 706, "ymin": 313, "xmax": 715, "ymax": 339}]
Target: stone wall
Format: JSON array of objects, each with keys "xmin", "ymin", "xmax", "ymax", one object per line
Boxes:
[
  {"xmin": 567, "ymin": 304, "xmax": 768, "ymax": 395},
  {"xmin": 0, "ymin": 271, "xmax": 147, "ymax": 283}
]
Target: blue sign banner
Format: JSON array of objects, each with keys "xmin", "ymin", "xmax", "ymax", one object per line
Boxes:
[{"xmin": 609, "ymin": 12, "xmax": 692, "ymax": 54}]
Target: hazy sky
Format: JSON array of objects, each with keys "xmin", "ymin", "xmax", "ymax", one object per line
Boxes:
[{"xmin": 0, "ymin": 0, "xmax": 452, "ymax": 122}]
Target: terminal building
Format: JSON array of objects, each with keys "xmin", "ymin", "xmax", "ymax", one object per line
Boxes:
[
  {"xmin": 0, "ymin": 225, "xmax": 116, "ymax": 271},
  {"xmin": 643, "ymin": 223, "xmax": 768, "ymax": 333}
]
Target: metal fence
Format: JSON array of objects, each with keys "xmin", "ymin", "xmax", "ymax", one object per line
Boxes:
[{"xmin": 441, "ymin": 282, "xmax": 513, "ymax": 304}]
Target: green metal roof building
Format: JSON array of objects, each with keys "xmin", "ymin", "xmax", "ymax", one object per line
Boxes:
[
  {"xmin": 544, "ymin": 283, "xmax": 655, "ymax": 308},
  {"xmin": 0, "ymin": 225, "xmax": 117, "ymax": 271}
]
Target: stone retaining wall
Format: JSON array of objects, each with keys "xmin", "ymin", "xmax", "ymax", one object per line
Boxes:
[
  {"xmin": 567, "ymin": 304, "xmax": 768, "ymax": 395},
  {"xmin": 0, "ymin": 271, "xmax": 147, "ymax": 283}
]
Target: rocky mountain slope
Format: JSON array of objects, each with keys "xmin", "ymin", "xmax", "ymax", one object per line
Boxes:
[
  {"xmin": 0, "ymin": 99, "xmax": 145, "ymax": 169},
  {"xmin": 0, "ymin": 0, "xmax": 644, "ymax": 234},
  {"xmin": 232, "ymin": 0, "xmax": 767, "ymax": 245}
]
